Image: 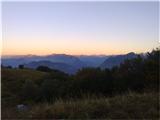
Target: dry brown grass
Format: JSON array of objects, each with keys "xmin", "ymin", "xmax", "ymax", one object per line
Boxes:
[{"xmin": 2, "ymin": 92, "xmax": 159, "ymax": 119}]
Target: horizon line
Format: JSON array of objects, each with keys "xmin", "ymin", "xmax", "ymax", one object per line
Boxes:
[{"xmin": 1, "ymin": 51, "xmax": 144, "ymax": 57}]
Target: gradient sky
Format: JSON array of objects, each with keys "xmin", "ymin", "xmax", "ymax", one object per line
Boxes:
[{"xmin": 2, "ymin": 1, "xmax": 159, "ymax": 55}]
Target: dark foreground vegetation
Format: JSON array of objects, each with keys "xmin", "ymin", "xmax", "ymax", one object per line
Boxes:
[{"xmin": 1, "ymin": 48, "xmax": 159, "ymax": 119}]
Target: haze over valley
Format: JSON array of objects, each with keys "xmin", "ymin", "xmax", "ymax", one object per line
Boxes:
[{"xmin": 2, "ymin": 52, "xmax": 139, "ymax": 74}]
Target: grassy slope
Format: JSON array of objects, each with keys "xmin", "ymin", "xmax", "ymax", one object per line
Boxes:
[
  {"xmin": 1, "ymin": 68, "xmax": 159, "ymax": 119},
  {"xmin": 2, "ymin": 68, "xmax": 49, "ymax": 106},
  {"xmin": 2, "ymin": 92, "xmax": 159, "ymax": 119},
  {"xmin": 2, "ymin": 68, "xmax": 48, "ymax": 81}
]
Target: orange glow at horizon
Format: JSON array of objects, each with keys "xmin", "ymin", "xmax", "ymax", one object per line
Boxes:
[
  {"xmin": 1, "ymin": 46, "xmax": 155, "ymax": 56},
  {"xmin": 2, "ymin": 2, "xmax": 158, "ymax": 56},
  {"xmin": 2, "ymin": 37, "xmax": 158, "ymax": 56},
  {"xmin": 2, "ymin": 50, "xmax": 127, "ymax": 56}
]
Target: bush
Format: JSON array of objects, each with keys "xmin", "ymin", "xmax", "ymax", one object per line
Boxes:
[
  {"xmin": 36, "ymin": 66, "xmax": 52, "ymax": 72},
  {"xmin": 18, "ymin": 65, "xmax": 24, "ymax": 69},
  {"xmin": 21, "ymin": 80, "xmax": 39, "ymax": 102}
]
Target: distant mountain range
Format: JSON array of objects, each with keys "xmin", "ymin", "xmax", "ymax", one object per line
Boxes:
[
  {"xmin": 100, "ymin": 52, "xmax": 137, "ymax": 69},
  {"xmin": 24, "ymin": 60, "xmax": 76, "ymax": 74},
  {"xmin": 2, "ymin": 52, "xmax": 139, "ymax": 74},
  {"xmin": 77, "ymin": 55, "xmax": 108, "ymax": 67},
  {"xmin": 2, "ymin": 54, "xmax": 85, "ymax": 67}
]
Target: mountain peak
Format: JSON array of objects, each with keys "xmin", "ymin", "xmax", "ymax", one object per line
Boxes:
[
  {"xmin": 100, "ymin": 52, "xmax": 137, "ymax": 69},
  {"xmin": 127, "ymin": 52, "xmax": 136, "ymax": 55}
]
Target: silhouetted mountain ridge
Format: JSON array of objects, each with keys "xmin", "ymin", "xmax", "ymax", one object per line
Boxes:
[
  {"xmin": 2, "ymin": 52, "xmax": 140, "ymax": 74},
  {"xmin": 100, "ymin": 52, "xmax": 137, "ymax": 69},
  {"xmin": 24, "ymin": 60, "xmax": 76, "ymax": 74}
]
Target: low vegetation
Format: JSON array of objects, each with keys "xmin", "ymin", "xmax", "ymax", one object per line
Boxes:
[
  {"xmin": 2, "ymin": 92, "xmax": 159, "ymax": 119},
  {"xmin": 1, "ymin": 48, "xmax": 159, "ymax": 119}
]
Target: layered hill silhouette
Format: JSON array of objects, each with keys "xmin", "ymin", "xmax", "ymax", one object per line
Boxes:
[
  {"xmin": 24, "ymin": 60, "xmax": 76, "ymax": 74},
  {"xmin": 2, "ymin": 52, "xmax": 139, "ymax": 74},
  {"xmin": 100, "ymin": 52, "xmax": 137, "ymax": 69}
]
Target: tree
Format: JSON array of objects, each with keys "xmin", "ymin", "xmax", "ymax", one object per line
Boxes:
[
  {"xmin": 6, "ymin": 66, "xmax": 12, "ymax": 69},
  {"xmin": 21, "ymin": 80, "xmax": 39, "ymax": 102},
  {"xmin": 36, "ymin": 66, "xmax": 52, "ymax": 72},
  {"xmin": 40, "ymin": 79, "xmax": 62, "ymax": 101},
  {"xmin": 19, "ymin": 64, "xmax": 24, "ymax": 69},
  {"xmin": 144, "ymin": 48, "xmax": 159, "ymax": 91},
  {"xmin": 73, "ymin": 68, "xmax": 114, "ymax": 95}
]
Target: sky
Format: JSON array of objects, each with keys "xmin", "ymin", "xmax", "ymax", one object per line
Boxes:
[{"xmin": 2, "ymin": 1, "xmax": 159, "ymax": 55}]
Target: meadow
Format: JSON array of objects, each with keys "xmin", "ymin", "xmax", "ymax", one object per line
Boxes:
[{"xmin": 2, "ymin": 92, "xmax": 159, "ymax": 119}]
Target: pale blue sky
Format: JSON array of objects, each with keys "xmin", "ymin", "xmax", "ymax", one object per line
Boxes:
[{"xmin": 2, "ymin": 2, "xmax": 159, "ymax": 55}]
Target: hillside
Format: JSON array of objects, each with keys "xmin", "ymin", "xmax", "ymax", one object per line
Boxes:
[
  {"xmin": 2, "ymin": 68, "xmax": 48, "ymax": 107},
  {"xmin": 1, "ymin": 54, "xmax": 86, "ymax": 69},
  {"xmin": 77, "ymin": 55, "xmax": 108, "ymax": 67},
  {"xmin": 100, "ymin": 52, "xmax": 137, "ymax": 69},
  {"xmin": 2, "ymin": 92, "xmax": 158, "ymax": 119},
  {"xmin": 24, "ymin": 60, "xmax": 76, "ymax": 74},
  {"xmin": 2, "ymin": 68, "xmax": 48, "ymax": 81},
  {"xmin": 2, "ymin": 49, "xmax": 159, "ymax": 119}
]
